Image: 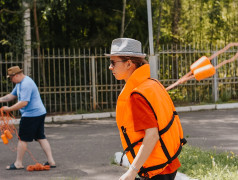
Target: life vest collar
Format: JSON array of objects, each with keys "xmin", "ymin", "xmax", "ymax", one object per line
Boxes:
[{"xmin": 118, "ymin": 64, "xmax": 150, "ymax": 100}]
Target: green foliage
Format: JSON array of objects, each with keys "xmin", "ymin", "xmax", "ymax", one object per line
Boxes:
[
  {"xmin": 33, "ymin": 0, "xmax": 124, "ymax": 48},
  {"xmin": 0, "ymin": 0, "xmax": 24, "ymax": 53},
  {"xmin": 168, "ymin": 88, "xmax": 186, "ymax": 102},
  {"xmin": 1, "ymin": 0, "xmax": 238, "ymax": 52},
  {"xmin": 164, "ymin": 0, "xmax": 238, "ymax": 48},
  {"xmin": 180, "ymin": 145, "xmax": 238, "ymax": 180}
]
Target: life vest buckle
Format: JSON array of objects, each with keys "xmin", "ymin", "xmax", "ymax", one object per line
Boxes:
[{"xmin": 121, "ymin": 126, "xmax": 127, "ymax": 133}]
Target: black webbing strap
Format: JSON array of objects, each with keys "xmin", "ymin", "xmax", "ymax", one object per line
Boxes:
[
  {"xmin": 181, "ymin": 138, "xmax": 187, "ymax": 145},
  {"xmin": 119, "ymin": 150, "xmax": 127, "ymax": 166},
  {"xmin": 159, "ymin": 138, "xmax": 172, "ymax": 164},
  {"xmin": 123, "ymin": 138, "xmax": 144, "ymax": 154},
  {"xmin": 120, "ymin": 137, "xmax": 144, "ymax": 166},
  {"xmin": 138, "ymin": 111, "xmax": 187, "ymax": 177},
  {"xmin": 157, "ymin": 111, "xmax": 178, "ymax": 165},
  {"xmin": 131, "ymin": 92, "xmax": 157, "ymax": 120},
  {"xmin": 121, "ymin": 126, "xmax": 136, "ymax": 159},
  {"xmin": 159, "ymin": 111, "xmax": 177, "ymax": 136},
  {"xmin": 138, "ymin": 141, "xmax": 183, "ymax": 177}
]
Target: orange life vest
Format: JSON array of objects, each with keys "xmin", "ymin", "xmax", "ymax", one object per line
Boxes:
[{"xmin": 116, "ymin": 64, "xmax": 186, "ymax": 178}]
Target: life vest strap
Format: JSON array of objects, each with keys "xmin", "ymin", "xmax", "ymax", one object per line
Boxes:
[
  {"xmin": 138, "ymin": 142, "xmax": 183, "ymax": 177},
  {"xmin": 119, "ymin": 150, "xmax": 127, "ymax": 166},
  {"xmin": 159, "ymin": 111, "xmax": 177, "ymax": 136},
  {"xmin": 121, "ymin": 126, "xmax": 136, "ymax": 159},
  {"xmin": 130, "ymin": 92, "xmax": 178, "ymax": 137},
  {"xmin": 120, "ymin": 137, "xmax": 143, "ymax": 166},
  {"xmin": 131, "ymin": 92, "xmax": 157, "ymax": 120},
  {"xmin": 120, "ymin": 109, "xmax": 183, "ymax": 170},
  {"xmin": 159, "ymin": 137, "xmax": 172, "ymax": 164},
  {"xmin": 181, "ymin": 137, "xmax": 187, "ymax": 145}
]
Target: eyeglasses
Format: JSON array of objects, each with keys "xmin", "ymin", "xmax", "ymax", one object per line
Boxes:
[
  {"xmin": 9, "ymin": 75, "xmax": 16, "ymax": 79},
  {"xmin": 110, "ymin": 60, "xmax": 127, "ymax": 67}
]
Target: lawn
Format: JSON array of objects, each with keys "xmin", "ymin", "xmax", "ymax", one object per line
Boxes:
[{"xmin": 179, "ymin": 145, "xmax": 238, "ymax": 180}]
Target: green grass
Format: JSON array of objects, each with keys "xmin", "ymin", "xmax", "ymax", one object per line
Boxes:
[{"xmin": 179, "ymin": 145, "xmax": 238, "ymax": 180}]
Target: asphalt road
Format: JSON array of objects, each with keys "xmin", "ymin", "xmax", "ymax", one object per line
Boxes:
[
  {"xmin": 0, "ymin": 109, "xmax": 237, "ymax": 180},
  {"xmin": 179, "ymin": 108, "xmax": 238, "ymax": 154}
]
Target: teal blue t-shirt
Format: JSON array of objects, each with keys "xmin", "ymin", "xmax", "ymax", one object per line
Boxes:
[{"xmin": 11, "ymin": 76, "xmax": 46, "ymax": 117}]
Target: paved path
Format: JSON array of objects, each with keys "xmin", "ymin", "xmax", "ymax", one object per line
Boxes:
[
  {"xmin": 180, "ymin": 108, "xmax": 238, "ymax": 154},
  {"xmin": 0, "ymin": 109, "xmax": 237, "ymax": 180}
]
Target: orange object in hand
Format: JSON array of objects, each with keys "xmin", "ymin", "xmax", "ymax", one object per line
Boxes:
[
  {"xmin": 194, "ymin": 64, "xmax": 216, "ymax": 81},
  {"xmin": 1, "ymin": 134, "xmax": 9, "ymax": 144},
  {"xmin": 4, "ymin": 130, "xmax": 13, "ymax": 139},
  {"xmin": 190, "ymin": 56, "xmax": 211, "ymax": 73}
]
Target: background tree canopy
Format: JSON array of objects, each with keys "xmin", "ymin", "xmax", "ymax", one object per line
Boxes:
[{"xmin": 0, "ymin": 0, "xmax": 238, "ymax": 53}]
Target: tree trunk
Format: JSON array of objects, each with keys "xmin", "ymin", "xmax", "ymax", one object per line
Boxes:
[
  {"xmin": 33, "ymin": 0, "xmax": 47, "ymax": 86},
  {"xmin": 171, "ymin": 0, "xmax": 181, "ymax": 79},
  {"xmin": 155, "ymin": 0, "xmax": 164, "ymax": 53},
  {"xmin": 33, "ymin": 0, "xmax": 41, "ymax": 58},
  {"xmin": 120, "ymin": 0, "xmax": 126, "ymax": 37},
  {"xmin": 171, "ymin": 0, "xmax": 181, "ymax": 44},
  {"xmin": 23, "ymin": 0, "xmax": 31, "ymax": 76}
]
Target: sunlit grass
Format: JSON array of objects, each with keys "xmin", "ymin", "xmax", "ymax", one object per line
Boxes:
[{"xmin": 179, "ymin": 145, "xmax": 238, "ymax": 180}]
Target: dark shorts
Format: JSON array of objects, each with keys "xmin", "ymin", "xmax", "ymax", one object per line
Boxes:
[
  {"xmin": 150, "ymin": 171, "xmax": 177, "ymax": 180},
  {"xmin": 19, "ymin": 114, "xmax": 46, "ymax": 142},
  {"xmin": 138, "ymin": 171, "xmax": 177, "ymax": 180}
]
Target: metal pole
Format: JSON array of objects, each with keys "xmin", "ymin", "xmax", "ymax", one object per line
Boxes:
[
  {"xmin": 213, "ymin": 56, "xmax": 218, "ymax": 102},
  {"xmin": 146, "ymin": 0, "xmax": 154, "ymax": 55},
  {"xmin": 146, "ymin": 0, "xmax": 158, "ymax": 79},
  {"xmin": 91, "ymin": 56, "xmax": 97, "ymax": 110}
]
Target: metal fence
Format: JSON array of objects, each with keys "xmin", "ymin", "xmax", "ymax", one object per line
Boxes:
[
  {"xmin": 0, "ymin": 44, "xmax": 238, "ymax": 114},
  {"xmin": 157, "ymin": 44, "xmax": 238, "ymax": 105}
]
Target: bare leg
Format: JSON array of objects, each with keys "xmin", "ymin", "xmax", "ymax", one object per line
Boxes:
[
  {"xmin": 6, "ymin": 140, "xmax": 26, "ymax": 169},
  {"xmin": 38, "ymin": 139, "xmax": 55, "ymax": 166}
]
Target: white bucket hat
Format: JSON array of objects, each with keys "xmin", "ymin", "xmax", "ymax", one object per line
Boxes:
[{"xmin": 105, "ymin": 38, "xmax": 146, "ymax": 58}]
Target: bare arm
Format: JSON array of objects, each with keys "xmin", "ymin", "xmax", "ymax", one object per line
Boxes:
[
  {"xmin": 2, "ymin": 101, "xmax": 28, "ymax": 112},
  {"xmin": 119, "ymin": 127, "xmax": 159, "ymax": 180},
  {"xmin": 0, "ymin": 94, "xmax": 17, "ymax": 103}
]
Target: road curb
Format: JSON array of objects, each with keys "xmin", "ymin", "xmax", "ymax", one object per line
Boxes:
[
  {"xmin": 176, "ymin": 103, "xmax": 238, "ymax": 112},
  {"xmin": 13, "ymin": 102, "xmax": 238, "ymax": 124},
  {"xmin": 48, "ymin": 102, "xmax": 238, "ymax": 123}
]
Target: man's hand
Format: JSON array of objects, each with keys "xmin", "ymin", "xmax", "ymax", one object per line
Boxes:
[
  {"xmin": 119, "ymin": 168, "xmax": 137, "ymax": 180},
  {"xmin": 2, "ymin": 106, "xmax": 11, "ymax": 112},
  {"xmin": 1, "ymin": 101, "xmax": 28, "ymax": 112}
]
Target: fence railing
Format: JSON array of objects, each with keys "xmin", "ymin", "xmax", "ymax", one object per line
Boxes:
[
  {"xmin": 157, "ymin": 44, "xmax": 238, "ymax": 105},
  {"xmin": 0, "ymin": 44, "xmax": 238, "ymax": 114}
]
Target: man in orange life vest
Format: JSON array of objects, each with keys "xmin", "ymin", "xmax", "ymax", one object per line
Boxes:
[{"xmin": 106, "ymin": 38, "xmax": 186, "ymax": 180}]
